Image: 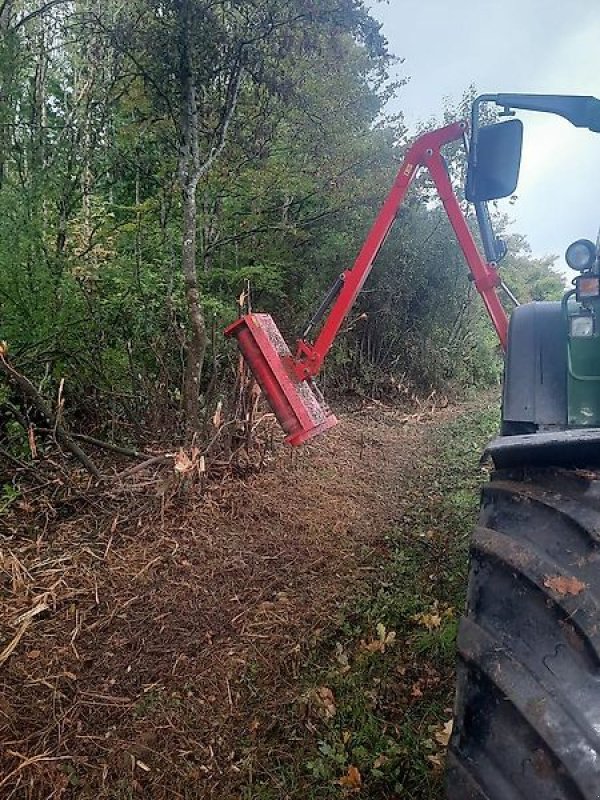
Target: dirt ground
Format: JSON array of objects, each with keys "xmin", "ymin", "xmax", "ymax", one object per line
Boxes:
[{"xmin": 1, "ymin": 399, "xmax": 476, "ymax": 799}]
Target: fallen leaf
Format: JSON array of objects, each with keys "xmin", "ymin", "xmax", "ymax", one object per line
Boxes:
[
  {"xmin": 26, "ymin": 649, "xmax": 41, "ymax": 660},
  {"xmin": 314, "ymin": 686, "xmax": 336, "ymax": 719},
  {"xmin": 360, "ymin": 623, "xmax": 396, "ymax": 654},
  {"xmin": 338, "ymin": 765, "xmax": 361, "ymax": 791},
  {"xmin": 574, "ymin": 469, "xmax": 599, "ymax": 480},
  {"xmin": 360, "ymin": 638, "xmax": 385, "ymax": 654},
  {"xmin": 377, "ymin": 622, "xmax": 396, "ymax": 645},
  {"xmin": 373, "ymin": 754, "xmax": 388, "ymax": 769},
  {"xmin": 543, "ymin": 575, "xmax": 586, "ymax": 596},
  {"xmin": 427, "ymin": 753, "xmax": 443, "ymax": 768},
  {"xmin": 434, "ymin": 719, "xmax": 453, "ymax": 747},
  {"xmin": 412, "ymin": 611, "xmax": 442, "ymax": 631}
]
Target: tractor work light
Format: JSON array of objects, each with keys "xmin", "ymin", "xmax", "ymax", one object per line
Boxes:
[
  {"xmin": 566, "ymin": 239, "xmax": 597, "ymax": 271},
  {"xmin": 570, "ymin": 313, "xmax": 595, "ymax": 338},
  {"xmin": 576, "ymin": 274, "xmax": 600, "ymax": 301}
]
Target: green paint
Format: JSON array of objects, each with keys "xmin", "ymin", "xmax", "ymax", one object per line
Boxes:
[{"xmin": 564, "ymin": 293, "xmax": 600, "ymax": 426}]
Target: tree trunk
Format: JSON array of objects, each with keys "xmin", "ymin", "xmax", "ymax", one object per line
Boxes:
[
  {"xmin": 0, "ymin": 1, "xmax": 16, "ymax": 188},
  {"xmin": 177, "ymin": 0, "xmax": 207, "ymax": 434},
  {"xmin": 181, "ymin": 183, "xmax": 207, "ymax": 432},
  {"xmin": 176, "ymin": 0, "xmax": 243, "ymax": 434}
]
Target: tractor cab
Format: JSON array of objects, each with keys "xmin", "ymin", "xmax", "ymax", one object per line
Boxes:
[{"xmin": 467, "ymin": 94, "xmax": 600, "ymax": 435}]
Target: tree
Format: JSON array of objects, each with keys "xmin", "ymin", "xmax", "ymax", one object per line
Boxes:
[{"xmin": 96, "ymin": 0, "xmax": 390, "ymax": 432}]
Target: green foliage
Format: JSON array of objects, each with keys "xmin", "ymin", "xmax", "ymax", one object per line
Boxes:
[
  {"xmin": 0, "ymin": 2, "xmax": 562, "ymax": 448},
  {"xmin": 501, "ymin": 233, "xmax": 564, "ymax": 301},
  {"xmin": 0, "ymin": 483, "xmax": 19, "ymax": 514}
]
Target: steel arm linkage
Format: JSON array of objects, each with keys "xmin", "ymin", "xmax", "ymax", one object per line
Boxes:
[{"xmin": 292, "ymin": 121, "xmax": 509, "ymax": 381}]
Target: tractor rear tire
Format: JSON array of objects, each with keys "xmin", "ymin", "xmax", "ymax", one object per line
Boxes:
[{"xmin": 446, "ymin": 466, "xmax": 600, "ymax": 800}]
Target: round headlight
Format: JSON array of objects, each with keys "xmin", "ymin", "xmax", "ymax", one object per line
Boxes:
[{"xmin": 566, "ymin": 239, "xmax": 597, "ymax": 271}]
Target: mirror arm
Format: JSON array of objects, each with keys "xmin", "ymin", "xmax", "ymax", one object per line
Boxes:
[
  {"xmin": 470, "ymin": 94, "xmax": 499, "ymax": 152},
  {"xmin": 474, "ymin": 201, "xmax": 499, "ymax": 264},
  {"xmin": 477, "ymin": 93, "xmax": 600, "ymax": 132},
  {"xmin": 500, "ymin": 280, "xmax": 520, "ymax": 307}
]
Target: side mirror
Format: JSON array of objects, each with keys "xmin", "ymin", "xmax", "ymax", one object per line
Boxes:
[{"xmin": 466, "ymin": 119, "xmax": 523, "ymax": 202}]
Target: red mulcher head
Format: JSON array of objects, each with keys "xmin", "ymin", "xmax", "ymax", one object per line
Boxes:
[{"xmin": 225, "ymin": 313, "xmax": 337, "ymax": 446}]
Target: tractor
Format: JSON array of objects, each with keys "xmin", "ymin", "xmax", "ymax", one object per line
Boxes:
[{"xmin": 226, "ymin": 93, "xmax": 600, "ymax": 799}]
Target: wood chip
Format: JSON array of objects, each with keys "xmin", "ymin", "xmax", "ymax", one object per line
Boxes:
[
  {"xmin": 543, "ymin": 575, "xmax": 586, "ymax": 596},
  {"xmin": 0, "ymin": 621, "xmax": 30, "ymax": 667}
]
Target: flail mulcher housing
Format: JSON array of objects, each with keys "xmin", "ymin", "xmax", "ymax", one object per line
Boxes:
[
  {"xmin": 224, "ymin": 313, "xmax": 337, "ymax": 445},
  {"xmin": 226, "ymin": 122, "xmax": 508, "ymax": 445}
]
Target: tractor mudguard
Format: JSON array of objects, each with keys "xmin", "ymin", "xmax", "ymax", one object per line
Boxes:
[{"xmin": 502, "ymin": 301, "xmax": 567, "ymax": 434}]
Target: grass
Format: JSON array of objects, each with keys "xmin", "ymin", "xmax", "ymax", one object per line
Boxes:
[{"xmin": 245, "ymin": 401, "xmax": 500, "ymax": 799}]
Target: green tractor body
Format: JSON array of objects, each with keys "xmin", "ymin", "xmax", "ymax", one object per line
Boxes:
[
  {"xmin": 502, "ymin": 291, "xmax": 600, "ymax": 435},
  {"xmin": 566, "ymin": 293, "xmax": 600, "ymax": 425},
  {"xmin": 447, "ymin": 93, "xmax": 600, "ymax": 800}
]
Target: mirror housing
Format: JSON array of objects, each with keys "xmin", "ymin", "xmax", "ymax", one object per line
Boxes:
[{"xmin": 466, "ymin": 119, "xmax": 523, "ymax": 202}]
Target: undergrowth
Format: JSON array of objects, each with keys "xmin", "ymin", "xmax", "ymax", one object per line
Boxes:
[{"xmin": 245, "ymin": 401, "xmax": 499, "ymax": 799}]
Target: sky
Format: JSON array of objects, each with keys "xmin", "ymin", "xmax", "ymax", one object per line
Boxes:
[{"xmin": 369, "ymin": 0, "xmax": 600, "ymax": 270}]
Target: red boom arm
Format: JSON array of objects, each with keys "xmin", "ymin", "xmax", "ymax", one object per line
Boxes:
[
  {"xmin": 292, "ymin": 121, "xmax": 508, "ymax": 381},
  {"xmin": 225, "ymin": 120, "xmax": 510, "ymax": 446}
]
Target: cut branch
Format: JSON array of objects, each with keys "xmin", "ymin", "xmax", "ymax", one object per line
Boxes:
[
  {"xmin": 35, "ymin": 428, "xmax": 152, "ymax": 460},
  {"xmin": 0, "ymin": 355, "xmax": 101, "ymax": 479}
]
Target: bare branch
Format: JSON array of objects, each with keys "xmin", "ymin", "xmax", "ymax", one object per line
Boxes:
[
  {"xmin": 12, "ymin": 0, "xmax": 70, "ymax": 32},
  {"xmin": 195, "ymin": 58, "xmax": 244, "ymax": 184},
  {"xmin": 35, "ymin": 428, "xmax": 152, "ymax": 460},
  {"xmin": 0, "ymin": 355, "xmax": 101, "ymax": 479}
]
